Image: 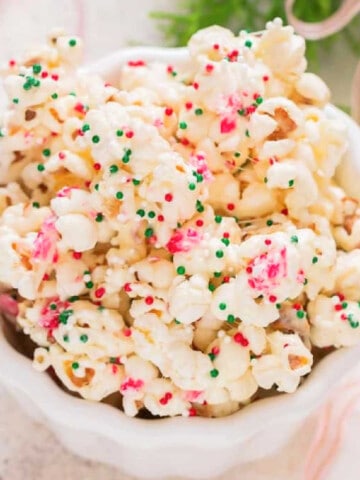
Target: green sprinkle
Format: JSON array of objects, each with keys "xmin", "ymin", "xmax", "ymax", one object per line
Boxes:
[
  {"xmin": 304, "ymin": 278, "xmax": 308, "ymax": 285},
  {"xmin": 92, "ymin": 135, "xmax": 100, "ymax": 144},
  {"xmin": 219, "ymin": 302, "xmax": 227, "ymax": 311},
  {"xmin": 194, "ymin": 108, "xmax": 203, "ymax": 115},
  {"xmin": 208, "ymin": 283, "xmax": 216, "ymax": 292},
  {"xmin": 196, "ymin": 200, "xmax": 204, "ymax": 212},
  {"xmin": 255, "ymin": 96, "xmax": 263, "ymax": 105},
  {"xmin": 32, "ymin": 201, "xmax": 40, "ymax": 208},
  {"xmin": 342, "ymin": 302, "xmax": 348, "ymax": 309},
  {"xmin": 82, "ymin": 123, "xmax": 90, "ymax": 132},
  {"xmin": 37, "ymin": 164, "xmax": 45, "ymax": 172},
  {"xmin": 136, "ymin": 209, "xmax": 145, "ymax": 217},
  {"xmin": 234, "ymin": 152, "xmax": 241, "ymax": 157},
  {"xmin": 50, "ymin": 303, "xmax": 57, "ymax": 310},
  {"xmin": 69, "ymin": 39, "xmax": 77, "ymax": 47},
  {"xmin": 148, "ymin": 211, "xmax": 156, "ymax": 219},
  {"xmin": 94, "ymin": 183, "xmax": 99, "ymax": 191},
  {"xmin": 72, "ymin": 362, "xmax": 79, "ymax": 370},
  {"xmin": 144, "ymin": 227, "xmax": 154, "ymax": 238},
  {"xmin": 95, "ymin": 213, "xmax": 104, "ymax": 222},
  {"xmin": 116, "ymin": 129, "xmax": 123, "ymax": 137},
  {"xmin": 109, "ymin": 357, "xmax": 118, "ymax": 364},
  {"xmin": 210, "ymin": 368, "xmax": 219, "ymax": 378},
  {"xmin": 23, "ymin": 80, "xmax": 32, "ymax": 91},
  {"xmin": 266, "ymin": 219, "xmax": 273, "ymax": 226},
  {"xmin": 59, "ymin": 309, "xmax": 73, "ymax": 324},
  {"xmin": 98, "ymin": 306, "xmax": 105, "ymax": 312},
  {"xmin": 174, "ymin": 319, "xmax": 181, "ymax": 324},
  {"xmin": 109, "ymin": 164, "xmax": 119, "ymax": 174},
  {"xmin": 176, "ymin": 266, "xmax": 186, "ymax": 275},
  {"xmin": 51, "ymin": 93, "xmax": 58, "ymax": 99},
  {"xmin": 33, "ymin": 79, "xmax": 40, "ymax": 87},
  {"xmin": 179, "ymin": 121, "xmax": 187, "ymax": 129},
  {"xmin": 12, "ymin": 98, "xmax": 19, "ymax": 104},
  {"xmin": 227, "ymin": 314, "xmax": 235, "ymax": 323},
  {"xmin": 213, "ymin": 271, "xmax": 222, "ymax": 278},
  {"xmin": 264, "ymin": 177, "xmax": 268, "ymax": 183},
  {"xmin": 221, "ymin": 238, "xmax": 230, "ymax": 246},
  {"xmin": 208, "ymin": 353, "xmax": 216, "ymax": 361},
  {"xmin": 85, "ymin": 281, "xmax": 94, "ymax": 289},
  {"xmin": 244, "ymin": 40, "xmax": 253, "ymax": 48},
  {"xmin": 68, "ymin": 296, "xmax": 80, "ymax": 303},
  {"xmin": 214, "ymin": 215, "xmax": 222, "ymax": 224},
  {"xmin": 290, "ymin": 235, "xmax": 298, "ymax": 244},
  {"xmin": 32, "ymin": 64, "xmax": 42, "ymax": 74},
  {"xmin": 237, "ymin": 109, "xmax": 246, "ymax": 116},
  {"xmin": 188, "ymin": 183, "xmax": 196, "ymax": 191},
  {"xmin": 296, "ymin": 310, "xmax": 305, "ymax": 319},
  {"xmin": 288, "ymin": 179, "xmax": 295, "ymax": 187},
  {"xmin": 122, "ymin": 149, "xmax": 132, "ymax": 163},
  {"xmin": 312, "ymin": 256, "xmax": 318, "ymax": 264},
  {"xmin": 80, "ymin": 334, "xmax": 88, "ymax": 343},
  {"xmin": 42, "ymin": 148, "xmax": 51, "ymax": 157},
  {"xmin": 63, "ymin": 335, "xmax": 69, "ymax": 342},
  {"xmin": 276, "ymin": 303, "xmax": 281, "ymax": 309},
  {"xmin": 215, "ymin": 250, "xmax": 224, "ymax": 258},
  {"xmin": 196, "ymin": 173, "xmax": 203, "ymax": 183},
  {"xmin": 132, "ymin": 179, "xmax": 140, "ymax": 186},
  {"xmin": 245, "ymin": 129, "xmax": 250, "ymax": 137},
  {"xmin": 116, "ymin": 191, "xmax": 124, "ymax": 200}
]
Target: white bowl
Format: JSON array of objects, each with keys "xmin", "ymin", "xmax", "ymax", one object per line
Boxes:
[{"xmin": 1, "ymin": 47, "xmax": 360, "ymax": 480}]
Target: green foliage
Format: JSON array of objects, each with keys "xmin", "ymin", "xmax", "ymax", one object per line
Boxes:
[{"xmin": 151, "ymin": 0, "xmax": 360, "ymax": 67}]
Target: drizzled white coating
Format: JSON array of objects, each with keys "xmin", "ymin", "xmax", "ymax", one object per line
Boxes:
[{"xmin": 0, "ymin": 20, "xmax": 358, "ymax": 419}]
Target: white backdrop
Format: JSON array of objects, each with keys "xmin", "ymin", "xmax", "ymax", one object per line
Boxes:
[{"xmin": 0, "ymin": 1, "xmax": 359, "ymax": 479}]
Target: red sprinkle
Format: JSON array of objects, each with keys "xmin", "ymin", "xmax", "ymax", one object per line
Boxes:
[
  {"xmin": 293, "ymin": 303, "xmax": 301, "ymax": 310},
  {"xmin": 223, "ymin": 276, "xmax": 230, "ymax": 283},
  {"xmin": 58, "ymin": 152, "xmax": 66, "ymax": 160},
  {"xmin": 42, "ymin": 273, "xmax": 50, "ymax": 281},
  {"xmin": 185, "ymin": 102, "xmax": 193, "ymax": 110},
  {"xmin": 157, "ymin": 214, "xmax": 165, "ymax": 222},
  {"xmin": 123, "ymin": 328, "xmax": 132, "ymax": 337},
  {"xmin": 72, "ymin": 251, "xmax": 82, "ymax": 260},
  {"xmin": 246, "ymin": 266, "xmax": 253, "ymax": 274},
  {"xmin": 167, "ymin": 65, "xmax": 174, "ymax": 73},
  {"xmin": 211, "ymin": 346, "xmax": 220, "ymax": 356},
  {"xmin": 341, "ymin": 313, "xmax": 347, "ymax": 320},
  {"xmin": 164, "ymin": 107, "xmax": 173, "ymax": 116},
  {"xmin": 51, "ymin": 74, "xmax": 59, "ymax": 81},
  {"xmin": 234, "ymin": 332, "xmax": 249, "ymax": 346},
  {"xmin": 126, "ymin": 131, "xmax": 134, "ymax": 138},
  {"xmin": 188, "ymin": 407, "xmax": 197, "ymax": 417},
  {"xmin": 74, "ymin": 102, "xmax": 85, "ymax": 114},
  {"xmin": 223, "ymin": 232, "xmax": 230, "ymax": 238},
  {"xmin": 93, "ymin": 163, "xmax": 101, "ymax": 171},
  {"xmin": 269, "ymin": 295, "xmax": 277, "ymax": 303},
  {"xmin": 227, "ymin": 203, "xmax": 235, "ymax": 211},
  {"xmin": 95, "ymin": 287, "xmax": 106, "ymax": 299},
  {"xmin": 337, "ymin": 293, "xmax": 345, "ymax": 302},
  {"xmin": 334, "ymin": 304, "xmax": 343, "ymax": 311},
  {"xmin": 263, "ymin": 75, "xmax": 269, "ymax": 82},
  {"xmin": 193, "ymin": 82, "xmax": 199, "ymax": 90},
  {"xmin": 196, "ymin": 219, "xmax": 204, "ymax": 227},
  {"xmin": 145, "ymin": 296, "xmax": 154, "ymax": 305},
  {"xmin": 164, "ymin": 193, "xmax": 173, "ymax": 202},
  {"xmin": 213, "ymin": 44, "xmax": 219, "ymax": 50},
  {"xmin": 220, "ymin": 117, "xmax": 236, "ymax": 134},
  {"xmin": 205, "ymin": 64, "xmax": 214, "ymax": 73},
  {"xmin": 264, "ymin": 239, "xmax": 272, "ymax": 246},
  {"xmin": 127, "ymin": 60, "xmax": 145, "ymax": 67},
  {"xmin": 281, "ymin": 208, "xmax": 289, "ymax": 216},
  {"xmin": 124, "ymin": 283, "xmax": 132, "ymax": 293},
  {"xmin": 9, "ymin": 59, "xmax": 16, "ymax": 67}
]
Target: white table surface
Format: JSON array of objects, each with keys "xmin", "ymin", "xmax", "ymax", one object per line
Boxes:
[{"xmin": 0, "ymin": 1, "xmax": 360, "ymax": 479}]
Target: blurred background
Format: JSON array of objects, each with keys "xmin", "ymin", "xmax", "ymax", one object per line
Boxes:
[{"xmin": 0, "ymin": 0, "xmax": 359, "ymax": 109}]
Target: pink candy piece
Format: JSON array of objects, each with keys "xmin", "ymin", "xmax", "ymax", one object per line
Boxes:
[
  {"xmin": 166, "ymin": 228, "xmax": 202, "ymax": 254},
  {"xmin": 190, "ymin": 152, "xmax": 213, "ymax": 182},
  {"xmin": 33, "ymin": 216, "xmax": 59, "ymax": 262},
  {"xmin": 247, "ymin": 247, "xmax": 288, "ymax": 294},
  {"xmin": 0, "ymin": 294, "xmax": 19, "ymax": 317}
]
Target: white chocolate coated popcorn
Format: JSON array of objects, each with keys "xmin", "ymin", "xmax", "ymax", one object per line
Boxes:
[{"xmin": 0, "ymin": 21, "xmax": 356, "ymax": 419}]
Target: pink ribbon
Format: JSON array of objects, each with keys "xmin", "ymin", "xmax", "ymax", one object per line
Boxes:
[{"xmin": 285, "ymin": 0, "xmax": 360, "ymax": 122}]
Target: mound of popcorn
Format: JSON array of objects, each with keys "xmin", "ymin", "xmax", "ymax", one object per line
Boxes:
[{"xmin": 0, "ymin": 18, "xmax": 359, "ymax": 418}]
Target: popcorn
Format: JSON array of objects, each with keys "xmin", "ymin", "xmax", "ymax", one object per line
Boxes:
[{"xmin": 0, "ymin": 22, "xmax": 356, "ymax": 419}]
